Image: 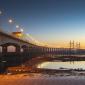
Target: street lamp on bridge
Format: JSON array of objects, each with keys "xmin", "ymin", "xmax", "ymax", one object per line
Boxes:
[
  {"xmin": 0, "ymin": 10, "xmax": 2, "ymax": 15},
  {"xmin": 8, "ymin": 19, "xmax": 13, "ymax": 24},
  {"xmin": 0, "ymin": 10, "xmax": 3, "ymax": 29}
]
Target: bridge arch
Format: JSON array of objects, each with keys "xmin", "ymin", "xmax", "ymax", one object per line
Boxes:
[
  {"xmin": 7, "ymin": 46, "xmax": 16, "ymax": 52},
  {"xmin": 1, "ymin": 43, "xmax": 20, "ymax": 53}
]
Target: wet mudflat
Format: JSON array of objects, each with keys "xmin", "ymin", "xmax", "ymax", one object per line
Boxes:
[{"xmin": 0, "ymin": 73, "xmax": 85, "ymax": 85}]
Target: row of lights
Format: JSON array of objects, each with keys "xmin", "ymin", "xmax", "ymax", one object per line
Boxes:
[
  {"xmin": 0, "ymin": 10, "xmax": 46, "ymax": 46},
  {"xmin": 8, "ymin": 19, "xmax": 24, "ymax": 32},
  {"xmin": 0, "ymin": 10, "xmax": 24, "ymax": 32}
]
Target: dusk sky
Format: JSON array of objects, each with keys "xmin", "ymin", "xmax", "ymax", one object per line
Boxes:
[{"xmin": 0, "ymin": 0, "xmax": 85, "ymax": 48}]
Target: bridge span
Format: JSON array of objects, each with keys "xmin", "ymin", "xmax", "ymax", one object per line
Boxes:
[
  {"xmin": 0, "ymin": 30, "xmax": 85, "ymax": 55},
  {"xmin": 0, "ymin": 30, "xmax": 85, "ymax": 72}
]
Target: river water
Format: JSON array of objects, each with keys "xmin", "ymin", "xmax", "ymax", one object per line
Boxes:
[
  {"xmin": 2, "ymin": 55, "xmax": 85, "ymax": 85},
  {"xmin": 37, "ymin": 61, "xmax": 85, "ymax": 70}
]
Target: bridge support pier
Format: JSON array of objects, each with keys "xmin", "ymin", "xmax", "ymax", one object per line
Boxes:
[
  {"xmin": 2, "ymin": 46, "xmax": 7, "ymax": 53},
  {"xmin": 16, "ymin": 47, "xmax": 21, "ymax": 53}
]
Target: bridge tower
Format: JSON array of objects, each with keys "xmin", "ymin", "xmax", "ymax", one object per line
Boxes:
[
  {"xmin": 70, "ymin": 40, "xmax": 75, "ymax": 49},
  {"xmin": 76, "ymin": 42, "xmax": 80, "ymax": 49},
  {"xmin": 69, "ymin": 40, "xmax": 75, "ymax": 55}
]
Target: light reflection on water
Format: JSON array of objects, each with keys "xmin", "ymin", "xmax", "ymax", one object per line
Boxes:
[{"xmin": 37, "ymin": 61, "xmax": 85, "ymax": 70}]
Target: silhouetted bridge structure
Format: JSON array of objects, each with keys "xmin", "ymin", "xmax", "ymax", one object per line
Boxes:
[{"xmin": 0, "ymin": 30, "xmax": 85, "ymax": 72}]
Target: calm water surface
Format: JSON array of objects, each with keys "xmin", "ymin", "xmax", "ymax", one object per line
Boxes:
[{"xmin": 37, "ymin": 61, "xmax": 85, "ymax": 70}]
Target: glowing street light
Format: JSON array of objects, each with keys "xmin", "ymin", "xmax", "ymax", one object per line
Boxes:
[
  {"xmin": 16, "ymin": 25, "xmax": 20, "ymax": 32},
  {"xmin": 16, "ymin": 25, "xmax": 19, "ymax": 28},
  {"xmin": 0, "ymin": 10, "xmax": 2, "ymax": 15},
  {"xmin": 8, "ymin": 19, "xmax": 13, "ymax": 24},
  {"xmin": 16, "ymin": 25, "xmax": 24, "ymax": 32},
  {"xmin": 0, "ymin": 10, "xmax": 3, "ymax": 29},
  {"xmin": 20, "ymin": 28, "xmax": 24, "ymax": 32},
  {"xmin": 8, "ymin": 19, "xmax": 14, "ymax": 32}
]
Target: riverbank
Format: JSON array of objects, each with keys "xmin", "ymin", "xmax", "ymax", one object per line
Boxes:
[{"xmin": 1, "ymin": 73, "xmax": 85, "ymax": 85}]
